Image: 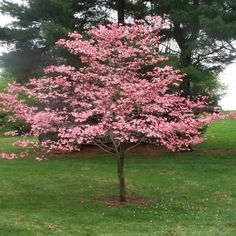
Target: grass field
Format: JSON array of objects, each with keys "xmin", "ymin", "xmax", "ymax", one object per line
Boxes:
[{"xmin": 0, "ymin": 119, "xmax": 235, "ymax": 235}]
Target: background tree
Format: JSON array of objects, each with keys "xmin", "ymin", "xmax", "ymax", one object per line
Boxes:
[
  {"xmin": 117, "ymin": 0, "xmax": 125, "ymax": 24},
  {"xmin": 0, "ymin": 18, "xmax": 219, "ymax": 202},
  {"xmin": 1, "ymin": 0, "xmax": 235, "ymax": 102},
  {"xmin": 122, "ymin": 0, "xmax": 236, "ymax": 103},
  {"xmin": 0, "ymin": 0, "xmax": 113, "ymax": 82}
]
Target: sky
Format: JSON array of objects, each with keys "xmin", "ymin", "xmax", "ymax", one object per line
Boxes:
[
  {"xmin": 219, "ymin": 63, "xmax": 236, "ymax": 110},
  {"xmin": 0, "ymin": 1, "xmax": 235, "ymax": 110}
]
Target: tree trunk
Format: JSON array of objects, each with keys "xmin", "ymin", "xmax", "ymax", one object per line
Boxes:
[
  {"xmin": 117, "ymin": 0, "xmax": 125, "ymax": 24},
  {"xmin": 116, "ymin": 143, "xmax": 126, "ymax": 202},
  {"xmin": 173, "ymin": 9, "xmax": 200, "ymax": 97},
  {"xmin": 180, "ymin": 48, "xmax": 192, "ymax": 96}
]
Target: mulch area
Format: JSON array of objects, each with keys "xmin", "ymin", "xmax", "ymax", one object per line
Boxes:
[
  {"xmin": 46, "ymin": 144, "xmax": 236, "ymax": 158},
  {"xmin": 46, "ymin": 144, "xmax": 165, "ymax": 158}
]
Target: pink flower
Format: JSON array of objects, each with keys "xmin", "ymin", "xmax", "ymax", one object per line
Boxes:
[
  {"xmin": 4, "ymin": 130, "xmax": 18, "ymax": 136},
  {"xmin": 0, "ymin": 153, "xmax": 17, "ymax": 160},
  {"xmin": 35, "ymin": 157, "xmax": 44, "ymax": 162}
]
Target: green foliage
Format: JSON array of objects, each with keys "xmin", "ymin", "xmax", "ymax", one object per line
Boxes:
[
  {"xmin": 0, "ymin": 0, "xmax": 234, "ymax": 103},
  {"xmin": 0, "ymin": 0, "xmax": 112, "ymax": 82},
  {"xmin": 155, "ymin": 55, "xmax": 224, "ymax": 104},
  {"xmin": 182, "ymin": 66, "xmax": 224, "ymax": 105},
  {"xmin": 129, "ymin": 0, "xmax": 236, "ymax": 101},
  {"xmin": 0, "ymin": 76, "xmax": 14, "ymax": 92},
  {"xmin": 0, "ymin": 112, "xmax": 30, "ymax": 134},
  {"xmin": 0, "ymin": 119, "xmax": 235, "ymax": 235},
  {"xmin": 0, "ymin": 76, "xmax": 32, "ymax": 134},
  {"xmin": 38, "ymin": 132, "xmax": 59, "ymax": 143}
]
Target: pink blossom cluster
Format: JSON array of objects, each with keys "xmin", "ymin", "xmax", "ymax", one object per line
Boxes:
[
  {"xmin": 0, "ymin": 16, "xmax": 222, "ymax": 156},
  {"xmin": 4, "ymin": 130, "xmax": 18, "ymax": 136},
  {"xmin": 0, "ymin": 151, "xmax": 29, "ymax": 160},
  {"xmin": 35, "ymin": 157, "xmax": 44, "ymax": 162},
  {"xmin": 228, "ymin": 112, "xmax": 236, "ymax": 119},
  {"xmin": 0, "ymin": 153, "xmax": 18, "ymax": 160},
  {"xmin": 14, "ymin": 140, "xmax": 38, "ymax": 148}
]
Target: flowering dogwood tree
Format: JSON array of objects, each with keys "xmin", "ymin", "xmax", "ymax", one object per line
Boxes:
[{"xmin": 0, "ymin": 17, "xmax": 219, "ymax": 202}]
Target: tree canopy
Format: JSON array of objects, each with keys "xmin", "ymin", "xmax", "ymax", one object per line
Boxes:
[
  {"xmin": 0, "ymin": 0, "xmax": 113, "ymax": 81},
  {"xmin": 127, "ymin": 0, "xmax": 236, "ymax": 101}
]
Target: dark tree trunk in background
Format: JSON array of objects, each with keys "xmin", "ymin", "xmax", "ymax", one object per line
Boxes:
[
  {"xmin": 180, "ymin": 48, "xmax": 192, "ymax": 96},
  {"xmin": 171, "ymin": 0, "xmax": 200, "ymax": 97},
  {"xmin": 173, "ymin": 20, "xmax": 196, "ymax": 97},
  {"xmin": 117, "ymin": 0, "xmax": 125, "ymax": 24},
  {"xmin": 116, "ymin": 143, "xmax": 126, "ymax": 202}
]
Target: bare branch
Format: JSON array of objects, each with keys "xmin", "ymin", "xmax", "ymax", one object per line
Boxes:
[
  {"xmin": 108, "ymin": 133, "xmax": 119, "ymax": 149},
  {"xmin": 125, "ymin": 136, "xmax": 146, "ymax": 154},
  {"xmin": 193, "ymin": 44, "xmax": 226, "ymax": 66},
  {"xmin": 93, "ymin": 140, "xmax": 115, "ymax": 154}
]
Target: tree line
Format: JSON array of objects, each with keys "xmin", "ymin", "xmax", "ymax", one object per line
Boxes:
[{"xmin": 0, "ymin": 0, "xmax": 235, "ymax": 104}]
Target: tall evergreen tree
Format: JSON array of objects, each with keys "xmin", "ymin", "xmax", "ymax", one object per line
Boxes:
[
  {"xmin": 128, "ymin": 0, "xmax": 236, "ymax": 102},
  {"xmin": 0, "ymin": 0, "xmax": 112, "ymax": 82},
  {"xmin": 1, "ymin": 0, "xmax": 235, "ymax": 104}
]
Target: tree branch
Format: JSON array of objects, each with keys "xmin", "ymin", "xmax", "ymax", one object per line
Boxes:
[
  {"xmin": 125, "ymin": 136, "xmax": 146, "ymax": 154},
  {"xmin": 108, "ymin": 133, "xmax": 122, "ymax": 156},
  {"xmin": 93, "ymin": 140, "xmax": 115, "ymax": 154}
]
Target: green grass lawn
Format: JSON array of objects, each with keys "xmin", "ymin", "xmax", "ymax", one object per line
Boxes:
[
  {"xmin": 196, "ymin": 118, "xmax": 236, "ymax": 150},
  {"xmin": 0, "ymin": 119, "xmax": 235, "ymax": 235}
]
